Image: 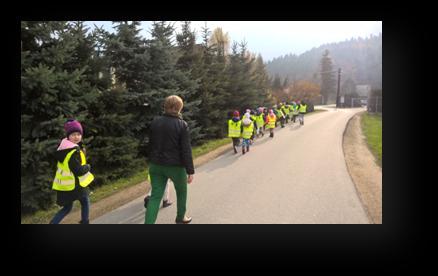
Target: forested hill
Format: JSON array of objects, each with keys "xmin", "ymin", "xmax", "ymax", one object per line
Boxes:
[{"xmin": 265, "ymin": 33, "xmax": 382, "ymax": 89}]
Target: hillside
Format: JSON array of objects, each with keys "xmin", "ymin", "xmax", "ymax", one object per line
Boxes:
[{"xmin": 266, "ymin": 33, "xmax": 382, "ymax": 90}]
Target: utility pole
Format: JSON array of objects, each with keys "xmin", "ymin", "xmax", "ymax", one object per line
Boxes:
[{"xmin": 335, "ymin": 68, "xmax": 341, "ymax": 110}]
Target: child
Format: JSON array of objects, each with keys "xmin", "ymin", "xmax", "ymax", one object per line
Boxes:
[
  {"xmin": 50, "ymin": 119, "xmax": 94, "ymax": 224},
  {"xmin": 275, "ymin": 106, "xmax": 285, "ymax": 128},
  {"xmin": 241, "ymin": 112, "xmax": 254, "ymax": 154},
  {"xmin": 290, "ymin": 101, "xmax": 298, "ymax": 123},
  {"xmin": 255, "ymin": 107, "xmax": 265, "ymax": 138},
  {"xmin": 265, "ymin": 109, "xmax": 277, "ymax": 138},
  {"xmin": 249, "ymin": 109, "xmax": 257, "ymax": 144},
  {"xmin": 298, "ymin": 101, "xmax": 307, "ymax": 125},
  {"xmin": 228, "ymin": 110, "xmax": 242, "ymax": 154}
]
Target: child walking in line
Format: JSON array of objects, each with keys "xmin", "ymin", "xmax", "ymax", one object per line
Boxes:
[{"xmin": 241, "ymin": 112, "xmax": 254, "ymax": 154}]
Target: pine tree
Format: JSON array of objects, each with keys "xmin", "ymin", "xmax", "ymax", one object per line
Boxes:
[
  {"xmin": 21, "ymin": 21, "xmax": 100, "ymax": 212},
  {"xmin": 266, "ymin": 35, "xmax": 382, "ymax": 92},
  {"xmin": 86, "ymin": 86, "xmax": 144, "ymax": 184},
  {"xmin": 282, "ymin": 76, "xmax": 289, "ymax": 89},
  {"xmin": 85, "ymin": 23, "xmax": 144, "ymax": 185},
  {"xmin": 320, "ymin": 49, "xmax": 336, "ymax": 104},
  {"xmin": 237, "ymin": 40, "xmax": 259, "ymax": 109},
  {"xmin": 224, "ymin": 39, "xmax": 270, "ymax": 113},
  {"xmin": 272, "ymin": 73, "xmax": 282, "ymax": 91},
  {"xmin": 176, "ymin": 21, "xmax": 200, "ymax": 71},
  {"xmin": 253, "ymin": 54, "xmax": 273, "ymax": 107},
  {"xmin": 209, "ymin": 27, "xmax": 230, "ymax": 57},
  {"xmin": 104, "ymin": 21, "xmax": 155, "ymax": 158},
  {"xmin": 226, "ymin": 41, "xmax": 244, "ymax": 110},
  {"xmin": 194, "ymin": 24, "xmax": 230, "ymax": 139},
  {"xmin": 145, "ymin": 21, "xmax": 202, "ymax": 144},
  {"xmin": 174, "ymin": 21, "xmax": 203, "ymax": 143}
]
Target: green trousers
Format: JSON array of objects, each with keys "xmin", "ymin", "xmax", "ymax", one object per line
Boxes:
[{"xmin": 145, "ymin": 162, "xmax": 188, "ymax": 224}]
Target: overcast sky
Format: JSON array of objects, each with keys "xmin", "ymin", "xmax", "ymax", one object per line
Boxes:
[{"xmin": 85, "ymin": 21, "xmax": 382, "ymax": 62}]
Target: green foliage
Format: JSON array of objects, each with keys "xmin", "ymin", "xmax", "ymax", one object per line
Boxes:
[
  {"xmin": 21, "ymin": 21, "xmax": 100, "ymax": 212},
  {"xmin": 320, "ymin": 49, "xmax": 336, "ymax": 104},
  {"xmin": 361, "ymin": 113, "xmax": 382, "ymax": 166},
  {"xmin": 266, "ymin": 34, "xmax": 382, "ymax": 91},
  {"xmin": 21, "ymin": 21, "xmax": 273, "ymax": 214}
]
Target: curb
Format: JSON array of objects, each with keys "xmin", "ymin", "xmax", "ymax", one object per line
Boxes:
[{"xmin": 342, "ymin": 111, "xmax": 382, "ymax": 224}]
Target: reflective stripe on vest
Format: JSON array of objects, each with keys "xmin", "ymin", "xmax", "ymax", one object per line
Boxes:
[
  {"xmin": 52, "ymin": 149, "xmax": 77, "ymax": 191},
  {"xmin": 242, "ymin": 122, "xmax": 254, "ymax": 139},
  {"xmin": 299, "ymin": 104, "xmax": 307, "ymax": 113},
  {"xmin": 78, "ymin": 150, "xmax": 94, "ymax": 187},
  {"xmin": 78, "ymin": 171, "xmax": 94, "ymax": 187},
  {"xmin": 228, "ymin": 120, "xmax": 242, "ymax": 138},
  {"xmin": 267, "ymin": 115, "xmax": 276, "ymax": 129},
  {"xmin": 52, "ymin": 148, "xmax": 94, "ymax": 191}
]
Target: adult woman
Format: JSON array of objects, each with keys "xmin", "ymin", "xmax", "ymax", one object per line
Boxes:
[{"xmin": 145, "ymin": 95, "xmax": 194, "ymax": 224}]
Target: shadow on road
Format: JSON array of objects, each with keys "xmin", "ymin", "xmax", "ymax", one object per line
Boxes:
[
  {"xmin": 288, "ymin": 123, "xmax": 302, "ymax": 131},
  {"xmin": 203, "ymin": 147, "xmax": 241, "ymax": 173}
]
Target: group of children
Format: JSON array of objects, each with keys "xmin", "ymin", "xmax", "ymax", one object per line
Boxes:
[
  {"xmin": 227, "ymin": 101, "xmax": 308, "ymax": 155},
  {"xmin": 48, "ymin": 100, "xmax": 308, "ymax": 223}
]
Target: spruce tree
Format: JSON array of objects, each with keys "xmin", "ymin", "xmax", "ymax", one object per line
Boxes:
[
  {"xmin": 253, "ymin": 54, "xmax": 273, "ymax": 107},
  {"xmin": 145, "ymin": 21, "xmax": 202, "ymax": 144},
  {"xmin": 320, "ymin": 49, "xmax": 336, "ymax": 104},
  {"xmin": 237, "ymin": 40, "xmax": 259, "ymax": 109},
  {"xmin": 21, "ymin": 21, "xmax": 99, "ymax": 212},
  {"xmin": 196, "ymin": 24, "xmax": 230, "ymax": 139},
  {"xmin": 174, "ymin": 21, "xmax": 204, "ymax": 143},
  {"xmin": 272, "ymin": 74, "xmax": 282, "ymax": 91},
  {"xmin": 226, "ymin": 42, "xmax": 244, "ymax": 110},
  {"xmin": 105, "ymin": 21, "xmax": 154, "ymax": 157},
  {"xmin": 85, "ymin": 23, "xmax": 144, "ymax": 184}
]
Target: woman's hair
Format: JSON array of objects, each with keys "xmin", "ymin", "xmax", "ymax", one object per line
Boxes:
[{"xmin": 164, "ymin": 95, "xmax": 184, "ymax": 115}]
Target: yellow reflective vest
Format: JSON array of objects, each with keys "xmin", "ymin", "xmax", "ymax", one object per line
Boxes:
[
  {"xmin": 228, "ymin": 119, "xmax": 242, "ymax": 138},
  {"xmin": 242, "ymin": 121, "xmax": 254, "ymax": 139},
  {"xmin": 52, "ymin": 148, "xmax": 94, "ymax": 191},
  {"xmin": 255, "ymin": 114, "xmax": 264, "ymax": 129},
  {"xmin": 282, "ymin": 106, "xmax": 290, "ymax": 115},
  {"xmin": 266, "ymin": 114, "xmax": 276, "ymax": 129},
  {"xmin": 292, "ymin": 105, "xmax": 299, "ymax": 115},
  {"xmin": 299, "ymin": 104, "xmax": 307, "ymax": 113}
]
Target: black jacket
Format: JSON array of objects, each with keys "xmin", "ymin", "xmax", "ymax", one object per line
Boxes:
[
  {"xmin": 54, "ymin": 141, "xmax": 91, "ymax": 206},
  {"xmin": 148, "ymin": 113, "xmax": 195, "ymax": 174}
]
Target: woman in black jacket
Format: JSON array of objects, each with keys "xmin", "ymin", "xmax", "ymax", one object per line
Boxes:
[{"xmin": 145, "ymin": 95, "xmax": 195, "ymax": 224}]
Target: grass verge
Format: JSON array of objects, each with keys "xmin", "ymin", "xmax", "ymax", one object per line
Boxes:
[
  {"xmin": 361, "ymin": 112, "xmax": 382, "ymax": 166},
  {"xmin": 22, "ymin": 137, "xmax": 232, "ymax": 224}
]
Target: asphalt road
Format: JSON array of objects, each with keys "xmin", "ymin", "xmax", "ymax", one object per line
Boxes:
[{"xmin": 92, "ymin": 106, "xmax": 369, "ymax": 224}]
